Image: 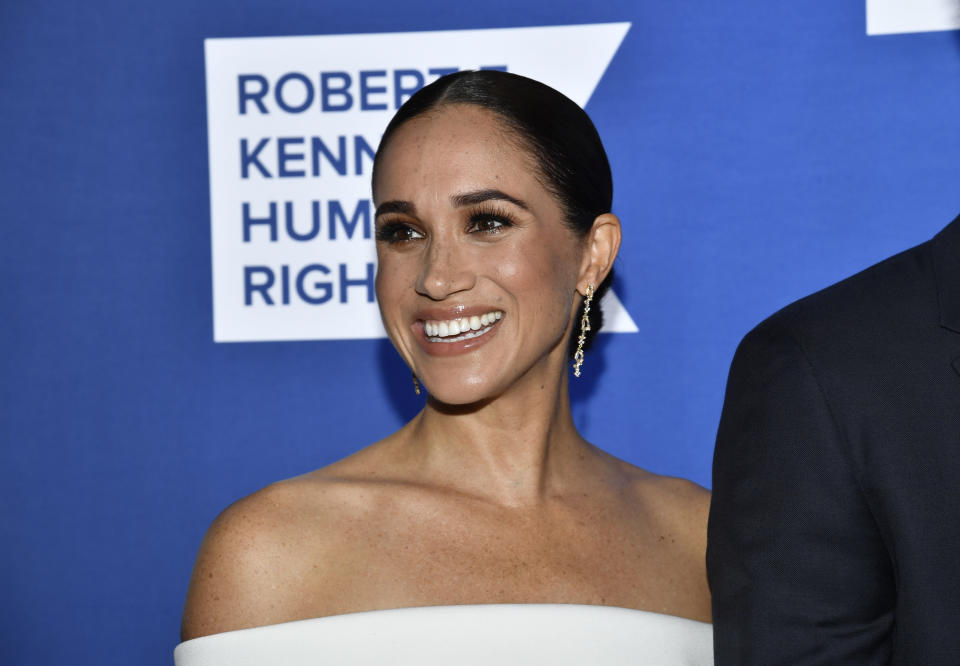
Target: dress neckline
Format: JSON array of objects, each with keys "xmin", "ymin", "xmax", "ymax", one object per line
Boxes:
[
  {"xmin": 179, "ymin": 602, "xmax": 711, "ymax": 645},
  {"xmin": 175, "ymin": 604, "xmax": 714, "ymax": 666}
]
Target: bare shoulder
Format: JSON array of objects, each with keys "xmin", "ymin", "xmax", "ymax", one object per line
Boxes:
[
  {"xmin": 180, "ymin": 460, "xmax": 385, "ymax": 641},
  {"xmin": 609, "ymin": 455, "xmax": 710, "ymax": 520},
  {"xmin": 611, "ymin": 457, "xmax": 711, "ymax": 548},
  {"xmin": 181, "ymin": 481, "xmax": 311, "ymax": 640},
  {"xmin": 611, "ymin": 459, "xmax": 712, "ymax": 621},
  {"xmin": 640, "ymin": 472, "xmax": 711, "ymax": 527}
]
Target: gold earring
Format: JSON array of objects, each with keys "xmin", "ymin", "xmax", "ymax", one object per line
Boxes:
[
  {"xmin": 412, "ymin": 372, "xmax": 421, "ymax": 395},
  {"xmin": 572, "ymin": 284, "xmax": 594, "ymax": 378}
]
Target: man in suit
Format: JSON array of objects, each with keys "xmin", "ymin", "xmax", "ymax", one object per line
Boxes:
[{"xmin": 707, "ymin": 214, "xmax": 960, "ymax": 663}]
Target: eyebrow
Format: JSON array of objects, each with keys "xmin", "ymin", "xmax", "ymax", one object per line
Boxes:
[
  {"xmin": 451, "ymin": 189, "xmax": 529, "ymax": 210},
  {"xmin": 375, "ymin": 200, "xmax": 416, "ymax": 217},
  {"xmin": 374, "ymin": 188, "xmax": 529, "ymax": 219}
]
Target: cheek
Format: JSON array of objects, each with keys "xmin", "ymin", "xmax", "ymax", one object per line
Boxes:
[
  {"xmin": 374, "ymin": 254, "xmax": 389, "ymax": 299},
  {"xmin": 493, "ymin": 235, "xmax": 580, "ymax": 320},
  {"xmin": 374, "ymin": 253, "xmax": 408, "ymax": 320}
]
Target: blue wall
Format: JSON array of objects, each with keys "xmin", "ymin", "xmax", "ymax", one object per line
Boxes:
[{"xmin": 2, "ymin": 2, "xmax": 958, "ymax": 663}]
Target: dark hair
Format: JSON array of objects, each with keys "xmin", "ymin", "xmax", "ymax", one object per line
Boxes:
[{"xmin": 372, "ymin": 70, "xmax": 614, "ymax": 357}]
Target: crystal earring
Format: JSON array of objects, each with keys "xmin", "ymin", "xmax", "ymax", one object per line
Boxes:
[
  {"xmin": 572, "ymin": 284, "xmax": 594, "ymax": 378},
  {"xmin": 412, "ymin": 372, "xmax": 421, "ymax": 395}
]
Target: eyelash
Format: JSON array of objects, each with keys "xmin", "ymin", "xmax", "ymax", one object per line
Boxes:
[
  {"xmin": 467, "ymin": 206, "xmax": 515, "ymax": 234},
  {"xmin": 375, "ymin": 207, "xmax": 516, "ymax": 244},
  {"xmin": 375, "ymin": 221, "xmax": 423, "ymax": 243}
]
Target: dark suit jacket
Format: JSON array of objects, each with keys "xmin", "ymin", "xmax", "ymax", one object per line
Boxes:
[{"xmin": 708, "ymin": 215, "xmax": 960, "ymax": 664}]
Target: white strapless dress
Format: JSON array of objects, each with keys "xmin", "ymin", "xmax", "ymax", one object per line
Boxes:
[{"xmin": 174, "ymin": 603, "xmax": 713, "ymax": 665}]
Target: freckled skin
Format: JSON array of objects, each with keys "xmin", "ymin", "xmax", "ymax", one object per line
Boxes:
[
  {"xmin": 180, "ymin": 105, "xmax": 711, "ymax": 641},
  {"xmin": 373, "ymin": 106, "xmax": 582, "ymax": 405}
]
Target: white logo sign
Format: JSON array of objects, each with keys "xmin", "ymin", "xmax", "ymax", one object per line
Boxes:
[
  {"xmin": 205, "ymin": 23, "xmax": 636, "ymax": 342},
  {"xmin": 867, "ymin": 0, "xmax": 960, "ymax": 35}
]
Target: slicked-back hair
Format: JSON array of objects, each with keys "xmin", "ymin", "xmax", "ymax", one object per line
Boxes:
[{"xmin": 372, "ymin": 70, "xmax": 615, "ymax": 357}]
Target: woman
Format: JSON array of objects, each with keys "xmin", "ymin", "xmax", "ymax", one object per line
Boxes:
[{"xmin": 177, "ymin": 71, "xmax": 712, "ymax": 664}]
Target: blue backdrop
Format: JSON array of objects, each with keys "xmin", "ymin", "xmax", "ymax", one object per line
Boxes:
[{"xmin": 2, "ymin": 2, "xmax": 959, "ymax": 664}]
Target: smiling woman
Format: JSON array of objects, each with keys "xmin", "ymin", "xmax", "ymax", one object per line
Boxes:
[{"xmin": 176, "ymin": 71, "xmax": 713, "ymax": 665}]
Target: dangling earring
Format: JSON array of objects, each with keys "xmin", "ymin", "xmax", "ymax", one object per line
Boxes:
[
  {"xmin": 412, "ymin": 372, "xmax": 421, "ymax": 395},
  {"xmin": 572, "ymin": 284, "xmax": 594, "ymax": 378}
]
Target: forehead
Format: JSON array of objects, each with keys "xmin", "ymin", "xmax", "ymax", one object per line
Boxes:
[{"xmin": 373, "ymin": 104, "xmax": 543, "ymax": 203}]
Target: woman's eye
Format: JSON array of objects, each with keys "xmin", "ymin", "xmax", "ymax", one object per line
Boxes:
[
  {"xmin": 468, "ymin": 215, "xmax": 512, "ymax": 234},
  {"xmin": 376, "ymin": 222, "xmax": 424, "ymax": 243}
]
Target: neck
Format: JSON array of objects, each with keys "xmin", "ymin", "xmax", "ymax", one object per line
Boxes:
[{"xmin": 407, "ymin": 355, "xmax": 594, "ymax": 507}]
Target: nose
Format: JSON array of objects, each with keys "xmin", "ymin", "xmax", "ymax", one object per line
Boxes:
[{"xmin": 415, "ymin": 236, "xmax": 476, "ymax": 300}]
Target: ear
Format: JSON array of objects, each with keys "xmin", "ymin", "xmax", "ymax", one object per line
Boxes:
[{"xmin": 577, "ymin": 213, "xmax": 621, "ymax": 294}]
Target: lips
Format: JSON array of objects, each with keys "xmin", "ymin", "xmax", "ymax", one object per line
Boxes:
[
  {"xmin": 412, "ymin": 307, "xmax": 504, "ymax": 355},
  {"xmin": 424, "ymin": 310, "xmax": 503, "ymax": 340}
]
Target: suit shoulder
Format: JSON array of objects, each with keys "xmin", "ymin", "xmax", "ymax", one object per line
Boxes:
[{"xmin": 744, "ymin": 236, "xmax": 937, "ymax": 354}]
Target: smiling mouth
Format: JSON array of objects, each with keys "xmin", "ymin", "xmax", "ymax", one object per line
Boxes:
[{"xmin": 423, "ymin": 310, "xmax": 503, "ymax": 343}]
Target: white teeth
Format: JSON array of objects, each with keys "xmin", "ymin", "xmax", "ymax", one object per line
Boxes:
[{"xmin": 423, "ymin": 310, "xmax": 503, "ymax": 341}]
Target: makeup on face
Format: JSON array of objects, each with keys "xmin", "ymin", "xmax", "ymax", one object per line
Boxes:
[
  {"xmin": 408, "ymin": 305, "xmax": 505, "ymax": 357},
  {"xmin": 372, "ymin": 105, "xmax": 584, "ymax": 401}
]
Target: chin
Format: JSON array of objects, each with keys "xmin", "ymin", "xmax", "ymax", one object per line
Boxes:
[{"xmin": 421, "ymin": 374, "xmax": 501, "ymax": 408}]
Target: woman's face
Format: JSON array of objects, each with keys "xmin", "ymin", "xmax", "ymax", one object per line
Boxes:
[{"xmin": 373, "ymin": 104, "xmax": 586, "ymax": 405}]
